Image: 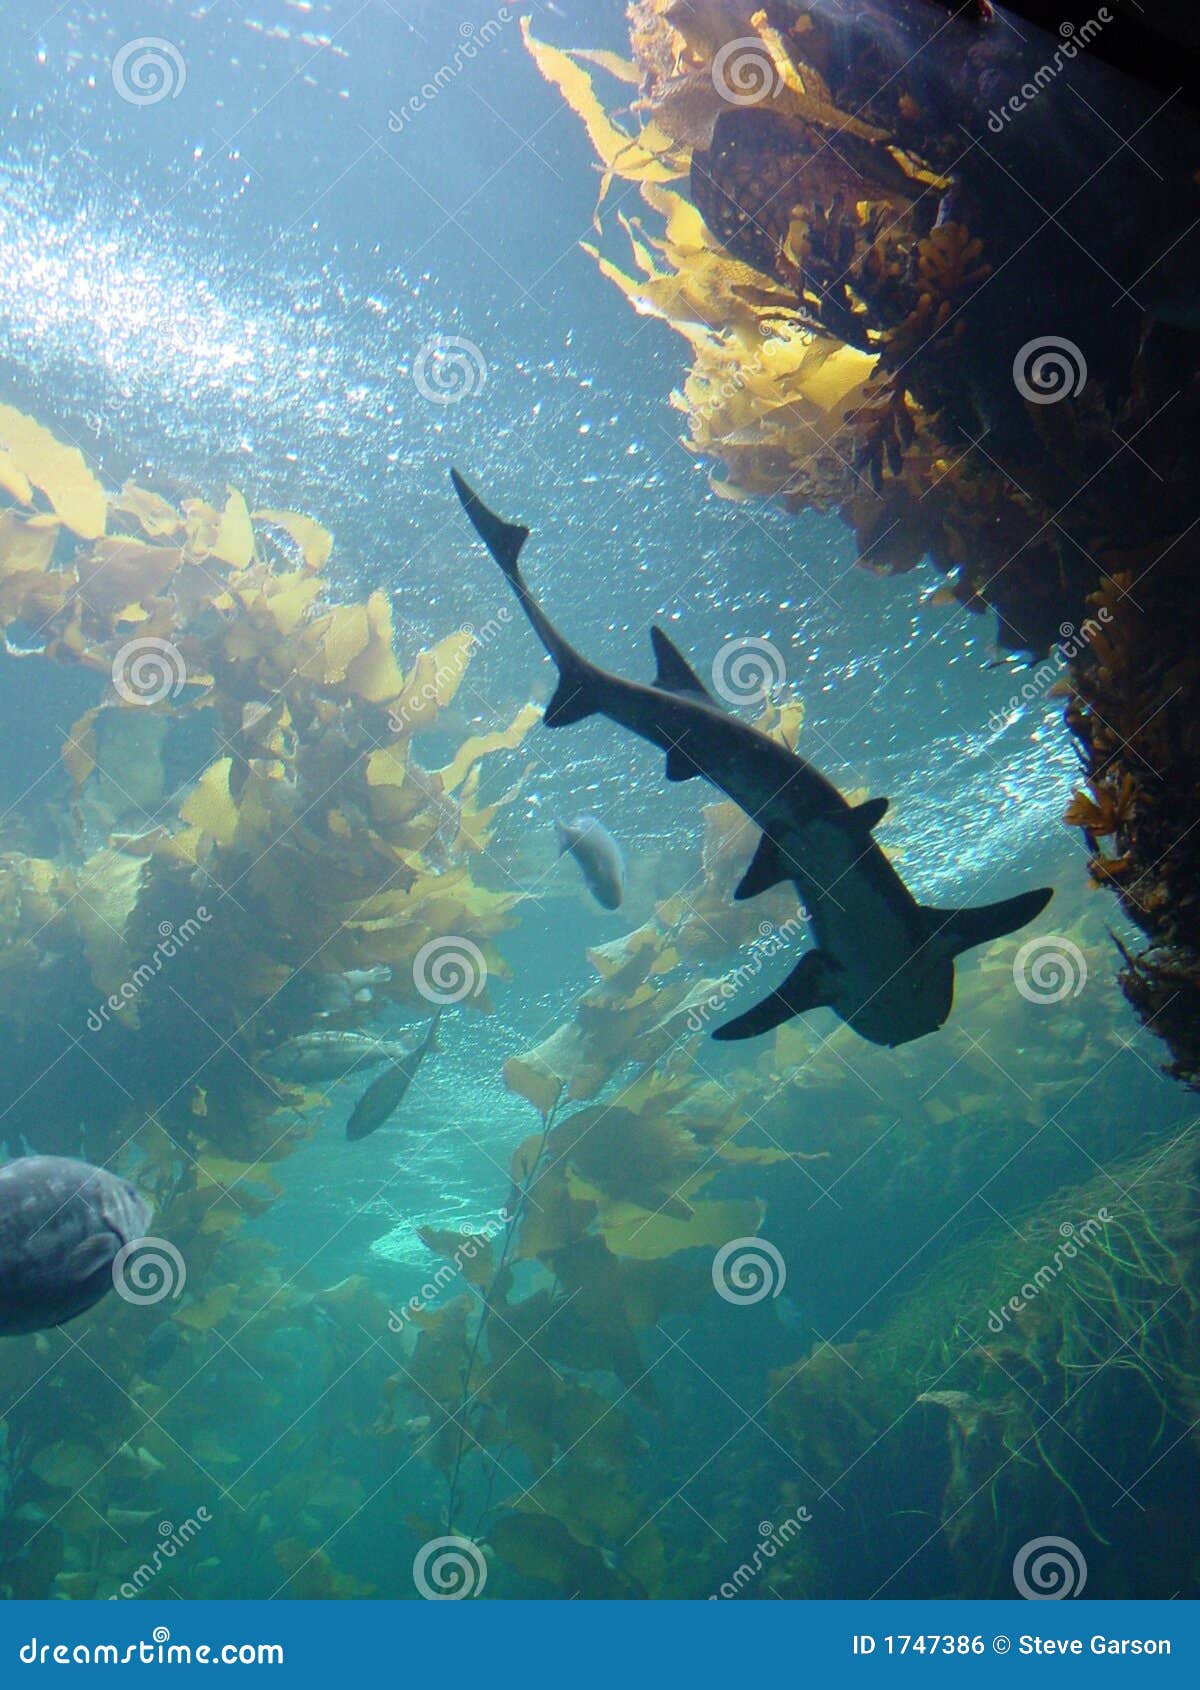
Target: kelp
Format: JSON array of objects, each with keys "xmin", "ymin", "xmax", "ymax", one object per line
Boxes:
[{"xmin": 0, "ymin": 401, "xmax": 535, "ymax": 1597}]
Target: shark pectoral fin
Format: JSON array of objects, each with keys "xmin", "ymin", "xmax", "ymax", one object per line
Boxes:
[
  {"xmin": 852, "ymin": 796, "xmax": 889, "ymax": 829},
  {"xmin": 664, "ymin": 747, "xmax": 700, "ymax": 782},
  {"xmin": 650, "ymin": 625, "xmax": 715, "ymax": 702},
  {"xmin": 712, "ymin": 950, "xmax": 833, "ymax": 1041},
  {"xmin": 734, "ymin": 831, "xmax": 792, "ymax": 901},
  {"xmin": 923, "ymin": 886, "xmax": 1054, "ymax": 957}
]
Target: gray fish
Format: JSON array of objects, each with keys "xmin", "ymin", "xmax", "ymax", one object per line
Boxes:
[
  {"xmin": 452, "ymin": 468, "xmax": 1053, "ymax": 1048},
  {"xmin": 264, "ymin": 1028, "xmax": 418, "ymax": 1084},
  {"xmin": 0, "ymin": 1156, "xmax": 151, "ymax": 1337},
  {"xmin": 311, "ymin": 965, "xmax": 392, "ymax": 1016},
  {"xmin": 555, "ymin": 814, "xmax": 625, "ymax": 910},
  {"xmin": 345, "ymin": 1013, "xmax": 442, "ymax": 1142}
]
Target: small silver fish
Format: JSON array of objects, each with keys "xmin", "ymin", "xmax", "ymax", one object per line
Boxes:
[
  {"xmin": 0, "ymin": 1156, "xmax": 151, "ymax": 1336},
  {"xmin": 346, "ymin": 1014, "xmax": 441, "ymax": 1142},
  {"xmin": 264, "ymin": 1028, "xmax": 417, "ymax": 1084},
  {"xmin": 554, "ymin": 814, "xmax": 625, "ymax": 910}
]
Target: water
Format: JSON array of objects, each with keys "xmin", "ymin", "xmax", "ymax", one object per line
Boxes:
[{"xmin": 0, "ymin": 0, "xmax": 1197, "ymax": 1603}]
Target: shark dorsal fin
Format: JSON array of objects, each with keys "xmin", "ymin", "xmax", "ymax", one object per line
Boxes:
[
  {"xmin": 650, "ymin": 626, "xmax": 714, "ymax": 702},
  {"xmin": 734, "ymin": 832, "xmax": 792, "ymax": 901},
  {"xmin": 852, "ymin": 796, "xmax": 889, "ymax": 829},
  {"xmin": 712, "ymin": 950, "xmax": 834, "ymax": 1041}
]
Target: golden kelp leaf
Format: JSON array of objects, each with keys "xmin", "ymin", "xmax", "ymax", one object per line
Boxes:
[
  {"xmin": 391, "ymin": 628, "xmax": 476, "ymax": 728},
  {"xmin": 62, "ymin": 708, "xmax": 99, "ymax": 787},
  {"xmin": 0, "ymin": 510, "xmax": 58, "ymax": 577},
  {"xmin": 210, "ymin": 488, "xmax": 255, "ymax": 569},
  {"xmin": 571, "ymin": 46, "xmax": 640, "ymax": 84},
  {"xmin": 179, "ymin": 758, "xmax": 240, "ymax": 847},
  {"xmin": 345, "ymin": 591, "xmax": 406, "ymax": 702},
  {"xmin": 30, "ymin": 1443, "xmax": 100, "ymax": 1489},
  {"xmin": 0, "ymin": 449, "xmax": 33, "ymax": 505},
  {"xmin": 416, "ymin": 1226, "xmax": 494, "ymax": 1287},
  {"xmin": 490, "ymin": 1511, "xmax": 631, "ymax": 1598},
  {"xmin": 177, "ymin": 1284, "xmax": 238, "ymax": 1331},
  {"xmin": 503, "ymin": 1022, "xmax": 583, "ymax": 1114},
  {"xmin": 260, "ymin": 571, "xmax": 323, "ymax": 636},
  {"xmin": 0, "ymin": 403, "xmax": 105, "ymax": 538},
  {"xmin": 75, "ymin": 536, "xmax": 180, "ymax": 617},
  {"xmin": 70, "ymin": 847, "xmax": 146, "ymax": 1012},
  {"xmin": 254, "ymin": 508, "xmax": 333, "ymax": 571},
  {"xmin": 111, "ymin": 483, "xmax": 181, "ymax": 538},
  {"xmin": 522, "ymin": 20, "xmax": 679, "ymax": 186},
  {"xmin": 599, "ymin": 1197, "xmax": 764, "ymax": 1260},
  {"xmin": 435, "ymin": 702, "xmax": 540, "ymax": 793}
]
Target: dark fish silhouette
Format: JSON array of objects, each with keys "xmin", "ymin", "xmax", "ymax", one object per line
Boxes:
[
  {"xmin": 555, "ymin": 814, "xmax": 625, "ymax": 909},
  {"xmin": 451, "ymin": 468, "xmax": 1052, "ymax": 1048},
  {"xmin": 345, "ymin": 1014, "xmax": 442, "ymax": 1142},
  {"xmin": 0, "ymin": 1156, "xmax": 151, "ymax": 1336}
]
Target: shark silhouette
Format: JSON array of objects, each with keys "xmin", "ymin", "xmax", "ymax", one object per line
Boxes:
[{"xmin": 451, "ymin": 469, "xmax": 1052, "ymax": 1047}]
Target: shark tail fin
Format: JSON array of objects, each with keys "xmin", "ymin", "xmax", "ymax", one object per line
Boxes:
[
  {"xmin": 923, "ymin": 886, "xmax": 1053, "ymax": 957},
  {"xmin": 450, "ymin": 467, "xmax": 529, "ymax": 579}
]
